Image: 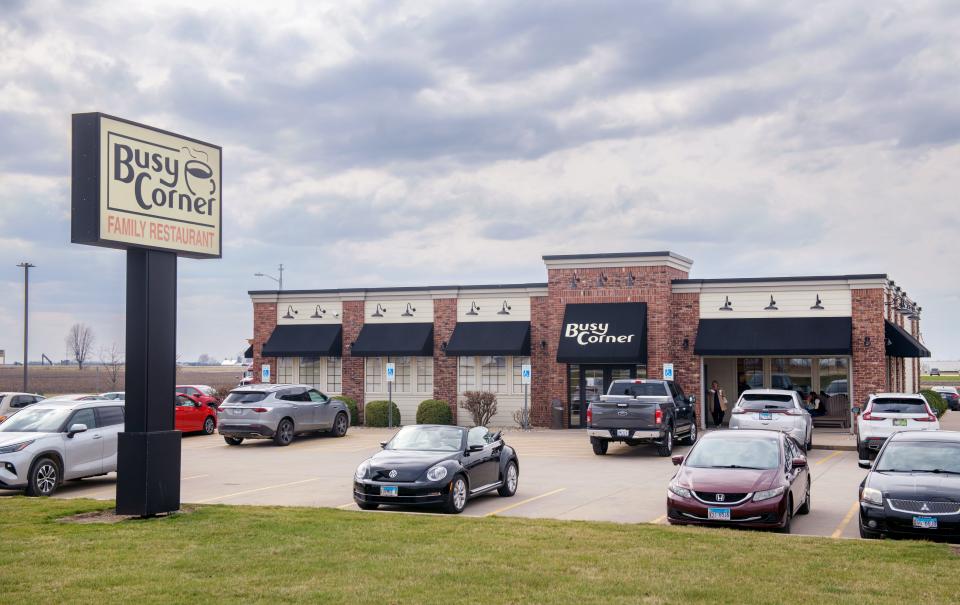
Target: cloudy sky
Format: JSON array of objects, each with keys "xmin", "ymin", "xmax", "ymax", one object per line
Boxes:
[{"xmin": 1, "ymin": 0, "xmax": 958, "ymax": 364}]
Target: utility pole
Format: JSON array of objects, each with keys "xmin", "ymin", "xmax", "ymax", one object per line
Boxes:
[{"xmin": 17, "ymin": 262, "xmax": 35, "ymax": 392}]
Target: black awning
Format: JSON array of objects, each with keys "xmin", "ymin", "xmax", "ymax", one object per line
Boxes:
[
  {"xmin": 351, "ymin": 323, "xmax": 434, "ymax": 357},
  {"xmin": 557, "ymin": 303, "xmax": 647, "ymax": 364},
  {"xmin": 694, "ymin": 317, "xmax": 852, "ymax": 356},
  {"xmin": 243, "ymin": 345, "xmax": 253, "ymax": 359},
  {"xmin": 445, "ymin": 322, "xmax": 531, "ymax": 357},
  {"xmin": 261, "ymin": 324, "xmax": 343, "ymax": 357},
  {"xmin": 885, "ymin": 320, "xmax": 931, "ymax": 358}
]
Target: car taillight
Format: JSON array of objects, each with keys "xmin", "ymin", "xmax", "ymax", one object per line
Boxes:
[
  {"xmin": 586, "ymin": 405, "xmax": 593, "ymax": 425},
  {"xmin": 915, "ymin": 409, "xmax": 937, "ymax": 422},
  {"xmin": 861, "ymin": 409, "xmax": 882, "ymax": 421},
  {"xmin": 252, "ymin": 407, "xmax": 268, "ymax": 413},
  {"xmin": 655, "ymin": 409, "xmax": 663, "ymax": 425},
  {"xmin": 0, "ymin": 415, "xmax": 6, "ymax": 423},
  {"xmin": 730, "ymin": 408, "xmax": 745, "ymax": 415},
  {"xmin": 784, "ymin": 409, "xmax": 803, "ymax": 416}
]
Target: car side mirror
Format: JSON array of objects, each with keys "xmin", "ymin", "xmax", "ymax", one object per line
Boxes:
[
  {"xmin": 468, "ymin": 444, "xmax": 484, "ymax": 453},
  {"xmin": 671, "ymin": 455, "xmax": 685, "ymax": 466},
  {"xmin": 858, "ymin": 460, "xmax": 872, "ymax": 470},
  {"xmin": 379, "ymin": 441, "xmax": 388, "ymax": 449},
  {"xmin": 687, "ymin": 395, "xmax": 696, "ymax": 404},
  {"xmin": 491, "ymin": 431, "xmax": 502, "ymax": 442},
  {"xmin": 851, "ymin": 406, "xmax": 861, "ymax": 416},
  {"xmin": 791, "ymin": 457, "xmax": 807, "ymax": 468},
  {"xmin": 67, "ymin": 423, "xmax": 88, "ymax": 437}
]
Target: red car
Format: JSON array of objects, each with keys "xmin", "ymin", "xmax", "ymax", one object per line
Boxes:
[
  {"xmin": 666, "ymin": 429, "xmax": 810, "ymax": 533},
  {"xmin": 176, "ymin": 385, "xmax": 221, "ymax": 409},
  {"xmin": 175, "ymin": 393, "xmax": 218, "ymax": 435}
]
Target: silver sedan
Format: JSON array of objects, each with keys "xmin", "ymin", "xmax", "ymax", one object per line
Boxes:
[
  {"xmin": 217, "ymin": 384, "xmax": 350, "ymax": 446},
  {"xmin": 728, "ymin": 389, "xmax": 813, "ymax": 450}
]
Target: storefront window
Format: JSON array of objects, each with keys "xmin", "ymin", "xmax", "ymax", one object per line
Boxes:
[
  {"xmin": 635, "ymin": 365, "xmax": 648, "ymax": 379},
  {"xmin": 512, "ymin": 357, "xmax": 531, "ymax": 394},
  {"xmin": 298, "ymin": 357, "xmax": 322, "ymax": 389},
  {"xmin": 365, "ymin": 358, "xmax": 383, "ymax": 393},
  {"xmin": 278, "ymin": 357, "xmax": 295, "ymax": 383},
  {"xmin": 394, "ymin": 357, "xmax": 411, "ymax": 393},
  {"xmin": 818, "ymin": 357, "xmax": 850, "ymax": 404},
  {"xmin": 326, "ymin": 357, "xmax": 342, "ymax": 393},
  {"xmin": 480, "ymin": 356, "xmax": 507, "ymax": 393},
  {"xmin": 458, "ymin": 357, "xmax": 475, "ymax": 391},
  {"xmin": 416, "ymin": 357, "xmax": 433, "ymax": 393},
  {"xmin": 737, "ymin": 358, "xmax": 763, "ymax": 395},
  {"xmin": 771, "ymin": 358, "xmax": 813, "ymax": 396}
]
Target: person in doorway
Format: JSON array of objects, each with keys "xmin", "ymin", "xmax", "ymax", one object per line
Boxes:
[
  {"xmin": 805, "ymin": 391, "xmax": 826, "ymax": 417},
  {"xmin": 707, "ymin": 381, "xmax": 728, "ymax": 427},
  {"xmin": 737, "ymin": 374, "xmax": 750, "ymax": 396}
]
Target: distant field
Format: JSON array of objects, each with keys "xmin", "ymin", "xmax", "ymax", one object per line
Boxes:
[
  {"xmin": 921, "ymin": 375, "xmax": 960, "ymax": 386},
  {"xmin": 0, "ymin": 365, "xmax": 244, "ymax": 395}
]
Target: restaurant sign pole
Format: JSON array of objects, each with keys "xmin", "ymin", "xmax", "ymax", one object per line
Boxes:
[{"xmin": 71, "ymin": 113, "xmax": 222, "ymax": 516}]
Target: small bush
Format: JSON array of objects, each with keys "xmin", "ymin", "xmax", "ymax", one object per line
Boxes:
[
  {"xmin": 460, "ymin": 391, "xmax": 498, "ymax": 427},
  {"xmin": 920, "ymin": 389, "xmax": 947, "ymax": 419},
  {"xmin": 416, "ymin": 399, "xmax": 453, "ymax": 425},
  {"xmin": 511, "ymin": 409, "xmax": 530, "ymax": 429},
  {"xmin": 331, "ymin": 395, "xmax": 359, "ymax": 425},
  {"xmin": 364, "ymin": 400, "xmax": 401, "ymax": 427}
]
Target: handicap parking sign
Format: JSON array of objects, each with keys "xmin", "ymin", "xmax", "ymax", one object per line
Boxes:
[
  {"xmin": 386, "ymin": 363, "xmax": 396, "ymax": 382},
  {"xmin": 521, "ymin": 364, "xmax": 531, "ymax": 385},
  {"xmin": 261, "ymin": 364, "xmax": 271, "ymax": 383},
  {"xmin": 663, "ymin": 363, "xmax": 674, "ymax": 381}
]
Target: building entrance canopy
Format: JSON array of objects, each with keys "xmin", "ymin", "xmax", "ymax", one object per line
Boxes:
[{"xmin": 556, "ymin": 302, "xmax": 647, "ymax": 364}]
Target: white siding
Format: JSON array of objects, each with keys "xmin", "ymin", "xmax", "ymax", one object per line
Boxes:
[{"xmin": 700, "ymin": 288, "xmax": 851, "ymax": 319}]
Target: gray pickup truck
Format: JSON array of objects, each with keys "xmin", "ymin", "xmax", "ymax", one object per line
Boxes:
[{"xmin": 587, "ymin": 379, "xmax": 697, "ymax": 456}]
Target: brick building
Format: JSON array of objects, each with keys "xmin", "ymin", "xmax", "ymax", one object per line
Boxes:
[{"xmin": 248, "ymin": 252, "xmax": 930, "ymax": 429}]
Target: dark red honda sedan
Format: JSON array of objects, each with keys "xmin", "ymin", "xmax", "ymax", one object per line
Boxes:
[{"xmin": 666, "ymin": 429, "xmax": 810, "ymax": 533}]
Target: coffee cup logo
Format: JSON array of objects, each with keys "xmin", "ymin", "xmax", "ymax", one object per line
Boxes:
[{"xmin": 184, "ymin": 154, "xmax": 216, "ymax": 198}]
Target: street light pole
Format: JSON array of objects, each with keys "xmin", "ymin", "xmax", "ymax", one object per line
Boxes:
[
  {"xmin": 17, "ymin": 262, "xmax": 35, "ymax": 392},
  {"xmin": 254, "ymin": 263, "xmax": 284, "ymax": 291}
]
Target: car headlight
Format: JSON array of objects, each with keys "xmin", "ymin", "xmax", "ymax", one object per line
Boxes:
[
  {"xmin": 668, "ymin": 483, "xmax": 692, "ymax": 498},
  {"xmin": 426, "ymin": 465, "xmax": 448, "ymax": 482},
  {"xmin": 861, "ymin": 487, "xmax": 883, "ymax": 506},
  {"xmin": 0, "ymin": 440, "xmax": 34, "ymax": 454},
  {"xmin": 355, "ymin": 461, "xmax": 370, "ymax": 480},
  {"xmin": 752, "ymin": 486, "xmax": 786, "ymax": 502}
]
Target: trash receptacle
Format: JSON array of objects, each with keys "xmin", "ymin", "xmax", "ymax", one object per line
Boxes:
[{"xmin": 551, "ymin": 398, "xmax": 564, "ymax": 429}]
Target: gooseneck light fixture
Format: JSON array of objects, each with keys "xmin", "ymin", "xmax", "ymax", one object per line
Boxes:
[
  {"xmin": 498, "ymin": 301, "xmax": 512, "ymax": 315},
  {"xmin": 372, "ymin": 303, "xmax": 387, "ymax": 318},
  {"xmin": 466, "ymin": 301, "xmax": 480, "ymax": 315},
  {"xmin": 282, "ymin": 305, "xmax": 297, "ymax": 319}
]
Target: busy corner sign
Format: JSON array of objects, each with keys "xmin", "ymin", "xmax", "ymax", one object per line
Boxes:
[{"xmin": 71, "ymin": 113, "xmax": 222, "ymax": 259}]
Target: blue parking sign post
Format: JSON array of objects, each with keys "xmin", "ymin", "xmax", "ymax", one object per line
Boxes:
[
  {"xmin": 386, "ymin": 361, "xmax": 395, "ymax": 428},
  {"xmin": 261, "ymin": 364, "xmax": 271, "ymax": 383},
  {"xmin": 663, "ymin": 363, "xmax": 674, "ymax": 381},
  {"xmin": 521, "ymin": 364, "xmax": 531, "ymax": 430}
]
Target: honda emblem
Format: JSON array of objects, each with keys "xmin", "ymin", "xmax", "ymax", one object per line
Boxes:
[{"xmin": 716, "ymin": 494, "xmax": 725, "ymax": 502}]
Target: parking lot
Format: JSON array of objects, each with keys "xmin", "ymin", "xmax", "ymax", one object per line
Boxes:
[{"xmin": 2, "ymin": 426, "xmax": 878, "ymax": 539}]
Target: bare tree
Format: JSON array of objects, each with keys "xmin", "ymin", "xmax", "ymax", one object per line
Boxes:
[
  {"xmin": 197, "ymin": 353, "xmax": 214, "ymax": 365},
  {"xmin": 66, "ymin": 323, "xmax": 95, "ymax": 370},
  {"xmin": 99, "ymin": 343, "xmax": 124, "ymax": 390}
]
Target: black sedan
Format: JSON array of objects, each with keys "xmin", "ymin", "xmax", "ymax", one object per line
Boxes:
[
  {"xmin": 859, "ymin": 430, "xmax": 960, "ymax": 541},
  {"xmin": 353, "ymin": 425, "xmax": 519, "ymax": 514}
]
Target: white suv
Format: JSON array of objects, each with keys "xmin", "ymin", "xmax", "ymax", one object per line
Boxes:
[
  {"xmin": 0, "ymin": 392, "xmax": 45, "ymax": 423},
  {"xmin": 855, "ymin": 393, "xmax": 939, "ymax": 461},
  {"xmin": 729, "ymin": 389, "xmax": 813, "ymax": 450},
  {"xmin": 0, "ymin": 399, "xmax": 124, "ymax": 496}
]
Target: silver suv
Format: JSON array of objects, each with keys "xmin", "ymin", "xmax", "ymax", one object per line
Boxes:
[
  {"xmin": 217, "ymin": 384, "xmax": 350, "ymax": 446},
  {"xmin": 0, "ymin": 399, "xmax": 125, "ymax": 496}
]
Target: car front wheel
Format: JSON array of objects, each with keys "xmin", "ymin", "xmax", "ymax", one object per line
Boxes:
[
  {"xmin": 273, "ymin": 418, "xmax": 295, "ymax": 446},
  {"xmin": 498, "ymin": 461, "xmax": 518, "ymax": 497},
  {"xmin": 26, "ymin": 457, "xmax": 59, "ymax": 497},
  {"xmin": 443, "ymin": 475, "xmax": 468, "ymax": 514},
  {"xmin": 775, "ymin": 497, "xmax": 793, "ymax": 534},
  {"xmin": 330, "ymin": 412, "xmax": 348, "ymax": 438},
  {"xmin": 797, "ymin": 478, "xmax": 811, "ymax": 515}
]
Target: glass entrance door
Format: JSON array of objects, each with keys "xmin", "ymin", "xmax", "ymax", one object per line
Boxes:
[{"xmin": 569, "ymin": 365, "xmax": 640, "ymax": 428}]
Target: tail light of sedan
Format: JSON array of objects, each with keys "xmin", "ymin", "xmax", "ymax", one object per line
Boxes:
[{"xmin": 586, "ymin": 405, "xmax": 592, "ymax": 425}]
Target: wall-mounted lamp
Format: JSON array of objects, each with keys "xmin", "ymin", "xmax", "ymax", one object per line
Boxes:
[
  {"xmin": 625, "ymin": 273, "xmax": 635, "ymax": 287},
  {"xmin": 372, "ymin": 303, "xmax": 387, "ymax": 318},
  {"xmin": 401, "ymin": 303, "xmax": 416, "ymax": 317},
  {"xmin": 596, "ymin": 273, "xmax": 607, "ymax": 287},
  {"xmin": 764, "ymin": 295, "xmax": 778, "ymax": 311},
  {"xmin": 310, "ymin": 305, "xmax": 327, "ymax": 318},
  {"xmin": 682, "ymin": 338, "xmax": 689, "ymax": 350},
  {"xmin": 282, "ymin": 305, "xmax": 297, "ymax": 319},
  {"xmin": 810, "ymin": 294, "xmax": 824, "ymax": 310},
  {"xmin": 441, "ymin": 341, "xmax": 447, "ymax": 352},
  {"xmin": 466, "ymin": 301, "xmax": 480, "ymax": 315},
  {"xmin": 569, "ymin": 274, "xmax": 579, "ymax": 289},
  {"xmin": 719, "ymin": 296, "xmax": 733, "ymax": 311},
  {"xmin": 347, "ymin": 341, "xmax": 355, "ymax": 352},
  {"xmin": 864, "ymin": 336, "xmax": 871, "ymax": 348},
  {"xmin": 497, "ymin": 301, "xmax": 512, "ymax": 315}
]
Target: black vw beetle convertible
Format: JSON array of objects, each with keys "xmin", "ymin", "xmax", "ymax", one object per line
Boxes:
[{"xmin": 353, "ymin": 424, "xmax": 519, "ymax": 514}]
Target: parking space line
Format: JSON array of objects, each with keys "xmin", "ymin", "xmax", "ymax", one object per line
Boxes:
[
  {"xmin": 335, "ymin": 502, "xmax": 356, "ymax": 509},
  {"xmin": 484, "ymin": 488, "xmax": 566, "ymax": 517},
  {"xmin": 192, "ymin": 478, "xmax": 321, "ymax": 504},
  {"xmin": 814, "ymin": 450, "xmax": 843, "ymax": 466},
  {"xmin": 650, "ymin": 514, "xmax": 666, "ymax": 524},
  {"xmin": 182, "ymin": 474, "xmax": 209, "ymax": 480},
  {"xmin": 831, "ymin": 501, "xmax": 860, "ymax": 538}
]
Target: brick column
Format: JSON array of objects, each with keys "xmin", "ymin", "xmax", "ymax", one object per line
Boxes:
[
  {"xmin": 252, "ymin": 302, "xmax": 277, "ymax": 384},
  {"xmin": 342, "ymin": 300, "xmax": 365, "ymax": 420},
  {"xmin": 670, "ymin": 292, "xmax": 702, "ymax": 428},
  {"xmin": 530, "ymin": 295, "xmax": 555, "ymax": 427},
  {"xmin": 852, "ymin": 288, "xmax": 886, "ymax": 407},
  {"xmin": 433, "ymin": 298, "xmax": 458, "ymax": 420}
]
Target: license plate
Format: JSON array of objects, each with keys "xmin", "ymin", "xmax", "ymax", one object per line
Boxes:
[
  {"xmin": 913, "ymin": 516, "xmax": 938, "ymax": 529},
  {"xmin": 759, "ymin": 411, "xmax": 773, "ymax": 420},
  {"xmin": 380, "ymin": 486, "xmax": 398, "ymax": 497},
  {"xmin": 617, "ymin": 429, "xmax": 629, "ymax": 437},
  {"xmin": 893, "ymin": 419, "xmax": 908, "ymax": 427},
  {"xmin": 708, "ymin": 507, "xmax": 731, "ymax": 521}
]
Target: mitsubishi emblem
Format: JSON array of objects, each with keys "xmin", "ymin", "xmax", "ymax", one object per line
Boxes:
[
  {"xmin": 388, "ymin": 470, "xmax": 398, "ymax": 478},
  {"xmin": 921, "ymin": 503, "xmax": 930, "ymax": 512},
  {"xmin": 716, "ymin": 494, "xmax": 725, "ymax": 502}
]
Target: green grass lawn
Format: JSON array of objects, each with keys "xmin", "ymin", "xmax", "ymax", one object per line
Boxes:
[{"xmin": 1, "ymin": 498, "xmax": 958, "ymax": 604}]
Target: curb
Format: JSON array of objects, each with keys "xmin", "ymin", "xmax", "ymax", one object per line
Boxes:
[{"xmin": 811, "ymin": 444, "xmax": 856, "ymax": 452}]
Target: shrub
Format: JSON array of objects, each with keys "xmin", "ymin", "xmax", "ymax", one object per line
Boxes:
[
  {"xmin": 511, "ymin": 408, "xmax": 530, "ymax": 429},
  {"xmin": 332, "ymin": 395, "xmax": 359, "ymax": 426},
  {"xmin": 920, "ymin": 389, "xmax": 947, "ymax": 419},
  {"xmin": 364, "ymin": 400, "xmax": 401, "ymax": 427},
  {"xmin": 460, "ymin": 391, "xmax": 498, "ymax": 427},
  {"xmin": 416, "ymin": 399, "xmax": 453, "ymax": 425}
]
